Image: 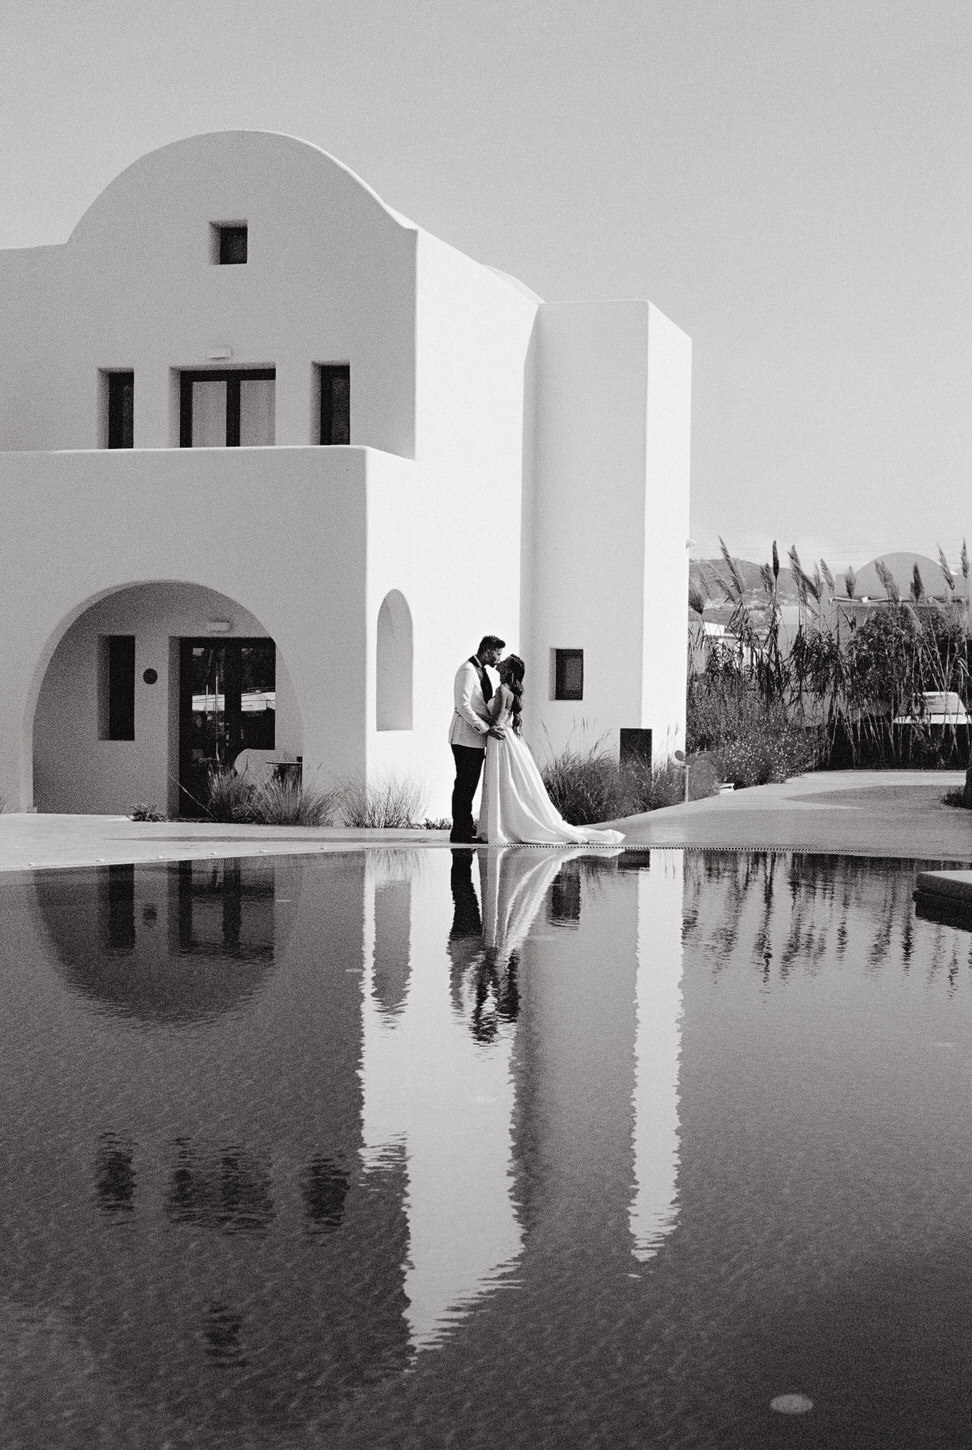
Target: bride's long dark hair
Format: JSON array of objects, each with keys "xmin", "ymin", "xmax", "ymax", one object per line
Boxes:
[{"xmin": 499, "ymin": 655, "xmax": 525, "ymax": 735}]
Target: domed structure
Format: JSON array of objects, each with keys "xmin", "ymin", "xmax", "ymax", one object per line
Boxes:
[{"xmin": 852, "ymin": 552, "xmax": 962, "ymax": 601}]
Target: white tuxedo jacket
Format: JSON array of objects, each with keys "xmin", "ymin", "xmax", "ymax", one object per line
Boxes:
[{"xmin": 449, "ymin": 658, "xmax": 493, "ymax": 748}]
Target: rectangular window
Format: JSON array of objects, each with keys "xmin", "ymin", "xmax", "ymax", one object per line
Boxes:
[
  {"xmin": 100, "ymin": 635, "xmax": 136, "ymax": 740},
  {"xmin": 179, "ymin": 369, "xmax": 275, "ymax": 446},
  {"xmin": 213, "ymin": 223, "xmax": 247, "ymax": 264},
  {"xmin": 554, "ymin": 648, "xmax": 584, "ymax": 701},
  {"xmin": 106, "ymin": 371, "xmax": 134, "ymax": 448},
  {"xmin": 318, "ymin": 364, "xmax": 350, "ymax": 445}
]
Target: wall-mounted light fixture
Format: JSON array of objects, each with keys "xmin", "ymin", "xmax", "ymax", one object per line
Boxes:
[
  {"xmin": 207, "ymin": 346, "xmax": 233, "ymax": 360},
  {"xmin": 205, "ymin": 620, "xmax": 231, "ymax": 633}
]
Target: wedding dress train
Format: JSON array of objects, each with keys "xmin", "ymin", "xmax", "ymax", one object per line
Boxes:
[{"xmin": 482, "ymin": 700, "xmax": 625, "ymax": 847}]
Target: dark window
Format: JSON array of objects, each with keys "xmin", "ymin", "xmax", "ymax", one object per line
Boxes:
[
  {"xmin": 105, "ymin": 635, "xmax": 136, "ymax": 740},
  {"xmin": 107, "ymin": 371, "xmax": 134, "ymax": 448},
  {"xmin": 216, "ymin": 224, "xmax": 247, "ymax": 264},
  {"xmin": 554, "ymin": 648, "xmax": 584, "ymax": 701},
  {"xmin": 180, "ymin": 369, "xmax": 275, "ymax": 447},
  {"xmin": 318, "ymin": 364, "xmax": 350, "ymax": 445},
  {"xmin": 102, "ymin": 865, "xmax": 136, "ymax": 951},
  {"xmin": 548, "ymin": 860, "xmax": 582, "ymax": 925}
]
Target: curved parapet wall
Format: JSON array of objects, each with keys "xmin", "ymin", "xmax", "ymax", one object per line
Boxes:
[
  {"xmin": 1, "ymin": 130, "xmax": 417, "ymax": 455},
  {"xmin": 67, "ymin": 130, "xmax": 415, "ymax": 247}
]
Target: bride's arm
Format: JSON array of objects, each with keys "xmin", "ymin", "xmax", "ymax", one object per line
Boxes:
[{"xmin": 487, "ymin": 685, "xmax": 510, "ymax": 733}]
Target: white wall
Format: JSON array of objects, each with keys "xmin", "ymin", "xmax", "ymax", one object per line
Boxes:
[
  {"xmin": 33, "ymin": 583, "xmax": 300, "ymax": 815},
  {"xmin": 0, "ymin": 446, "xmax": 375, "ymax": 811},
  {"xmin": 0, "ymin": 132, "xmax": 417, "ymax": 457},
  {"xmin": 0, "ymin": 133, "xmax": 692, "ymax": 821},
  {"xmin": 360, "ymin": 234, "xmax": 539, "ymax": 819},
  {"xmin": 526, "ymin": 301, "xmax": 691, "ymax": 766}
]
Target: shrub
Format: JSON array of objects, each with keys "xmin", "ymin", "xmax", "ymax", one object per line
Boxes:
[
  {"xmin": 541, "ymin": 741, "xmax": 721, "ymax": 823},
  {"xmin": 204, "ymin": 767, "xmax": 259, "ymax": 823},
  {"xmin": 130, "ymin": 803, "xmax": 166, "ymax": 822},
  {"xmin": 201, "ymin": 767, "xmax": 336, "ymax": 826},
  {"xmin": 688, "ymin": 669, "xmax": 821, "ymax": 787},
  {"xmin": 340, "ymin": 775, "xmax": 424, "ymax": 829},
  {"xmin": 541, "ymin": 742, "xmax": 632, "ymax": 825},
  {"xmin": 250, "ymin": 775, "xmax": 336, "ymax": 827}
]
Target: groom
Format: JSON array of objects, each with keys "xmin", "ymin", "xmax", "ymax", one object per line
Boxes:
[{"xmin": 449, "ymin": 635, "xmax": 506, "ymax": 843}]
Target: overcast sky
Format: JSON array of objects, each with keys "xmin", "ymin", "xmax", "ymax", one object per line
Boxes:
[{"xmin": 3, "ymin": 0, "xmax": 970, "ymax": 572}]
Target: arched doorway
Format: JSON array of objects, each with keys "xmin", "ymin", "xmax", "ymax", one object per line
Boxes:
[{"xmin": 32, "ymin": 582, "xmax": 302, "ymax": 815}]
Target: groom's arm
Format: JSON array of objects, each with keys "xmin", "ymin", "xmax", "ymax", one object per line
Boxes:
[
  {"xmin": 454, "ymin": 664, "xmax": 505, "ymax": 737},
  {"xmin": 454, "ymin": 663, "xmax": 490, "ymax": 735}
]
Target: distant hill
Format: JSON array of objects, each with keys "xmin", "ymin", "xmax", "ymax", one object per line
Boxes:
[{"xmin": 690, "ymin": 557, "xmax": 802, "ymax": 608}]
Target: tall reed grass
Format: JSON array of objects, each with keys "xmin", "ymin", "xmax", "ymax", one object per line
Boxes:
[{"xmin": 692, "ymin": 538, "xmax": 972, "ymax": 771}]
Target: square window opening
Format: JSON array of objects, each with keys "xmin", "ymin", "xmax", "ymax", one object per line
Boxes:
[
  {"xmin": 211, "ymin": 223, "xmax": 248, "ymax": 265},
  {"xmin": 554, "ymin": 649, "xmax": 584, "ymax": 701}
]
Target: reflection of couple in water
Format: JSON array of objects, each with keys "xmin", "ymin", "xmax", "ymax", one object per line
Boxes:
[{"xmin": 448, "ymin": 844, "xmax": 619, "ymax": 1041}]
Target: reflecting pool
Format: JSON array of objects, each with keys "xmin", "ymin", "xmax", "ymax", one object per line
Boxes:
[{"xmin": 2, "ymin": 847, "xmax": 972, "ymax": 1448}]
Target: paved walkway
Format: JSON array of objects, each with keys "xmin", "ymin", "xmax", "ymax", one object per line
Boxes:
[{"xmin": 1, "ymin": 770, "xmax": 971, "ymax": 874}]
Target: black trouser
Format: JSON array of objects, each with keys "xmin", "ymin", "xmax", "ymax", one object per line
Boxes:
[{"xmin": 450, "ymin": 744, "xmax": 486, "ymax": 841}]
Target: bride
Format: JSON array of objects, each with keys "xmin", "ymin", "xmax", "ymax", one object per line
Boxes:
[{"xmin": 481, "ymin": 655, "xmax": 625, "ymax": 847}]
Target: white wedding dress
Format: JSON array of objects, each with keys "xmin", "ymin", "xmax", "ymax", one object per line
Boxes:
[{"xmin": 481, "ymin": 689, "xmax": 625, "ymax": 847}]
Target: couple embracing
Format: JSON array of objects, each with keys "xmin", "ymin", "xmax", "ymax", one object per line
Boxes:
[{"xmin": 449, "ymin": 635, "xmax": 624, "ymax": 847}]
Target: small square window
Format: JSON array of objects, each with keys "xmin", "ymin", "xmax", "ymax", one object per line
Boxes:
[
  {"xmin": 554, "ymin": 649, "xmax": 584, "ymax": 701},
  {"xmin": 212, "ymin": 223, "xmax": 247, "ymax": 265}
]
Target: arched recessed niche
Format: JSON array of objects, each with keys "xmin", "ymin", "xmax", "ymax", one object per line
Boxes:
[{"xmin": 376, "ymin": 591, "xmax": 413, "ymax": 731}]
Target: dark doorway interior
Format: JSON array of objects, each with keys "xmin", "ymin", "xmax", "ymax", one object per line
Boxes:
[{"xmin": 178, "ymin": 638, "xmax": 276, "ymax": 816}]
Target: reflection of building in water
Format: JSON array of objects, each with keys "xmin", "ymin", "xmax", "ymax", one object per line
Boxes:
[
  {"xmin": 361, "ymin": 847, "xmax": 522, "ymax": 1348},
  {"xmin": 509, "ymin": 849, "xmax": 683, "ymax": 1272},
  {"xmin": 11, "ymin": 843, "xmax": 686, "ymax": 1439},
  {"xmin": 629, "ymin": 849, "xmax": 684, "ymax": 1258},
  {"xmin": 12, "ymin": 852, "xmax": 413, "ymax": 1441},
  {"xmin": 359, "ymin": 845, "xmax": 685, "ymax": 1350},
  {"xmin": 35, "ymin": 857, "xmax": 283, "ymax": 1023}
]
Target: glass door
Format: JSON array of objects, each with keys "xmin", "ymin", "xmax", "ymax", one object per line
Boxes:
[{"xmin": 178, "ymin": 639, "xmax": 276, "ymax": 815}]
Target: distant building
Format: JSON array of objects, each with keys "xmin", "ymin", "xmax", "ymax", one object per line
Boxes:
[{"xmin": 0, "ymin": 131, "xmax": 691, "ymax": 815}]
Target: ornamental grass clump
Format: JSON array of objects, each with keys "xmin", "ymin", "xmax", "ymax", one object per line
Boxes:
[
  {"xmin": 250, "ymin": 775, "xmax": 337, "ymax": 826},
  {"xmin": 204, "ymin": 766, "xmax": 258, "ymax": 823},
  {"xmin": 541, "ymin": 741, "xmax": 632, "ymax": 825},
  {"xmin": 339, "ymin": 775, "xmax": 423, "ymax": 829},
  {"xmin": 202, "ymin": 766, "xmax": 336, "ymax": 826},
  {"xmin": 541, "ymin": 739, "xmax": 720, "ymax": 823}
]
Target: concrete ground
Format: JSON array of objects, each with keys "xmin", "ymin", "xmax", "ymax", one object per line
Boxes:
[{"xmin": 2, "ymin": 769, "xmax": 971, "ymax": 874}]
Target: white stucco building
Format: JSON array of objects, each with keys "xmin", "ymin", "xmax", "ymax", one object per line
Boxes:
[{"xmin": 0, "ymin": 131, "xmax": 690, "ymax": 817}]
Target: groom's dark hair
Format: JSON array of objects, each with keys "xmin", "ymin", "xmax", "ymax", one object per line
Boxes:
[{"xmin": 477, "ymin": 635, "xmax": 505, "ymax": 656}]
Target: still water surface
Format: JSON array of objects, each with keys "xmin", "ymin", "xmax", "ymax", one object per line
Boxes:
[{"xmin": 2, "ymin": 847, "xmax": 971, "ymax": 1448}]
